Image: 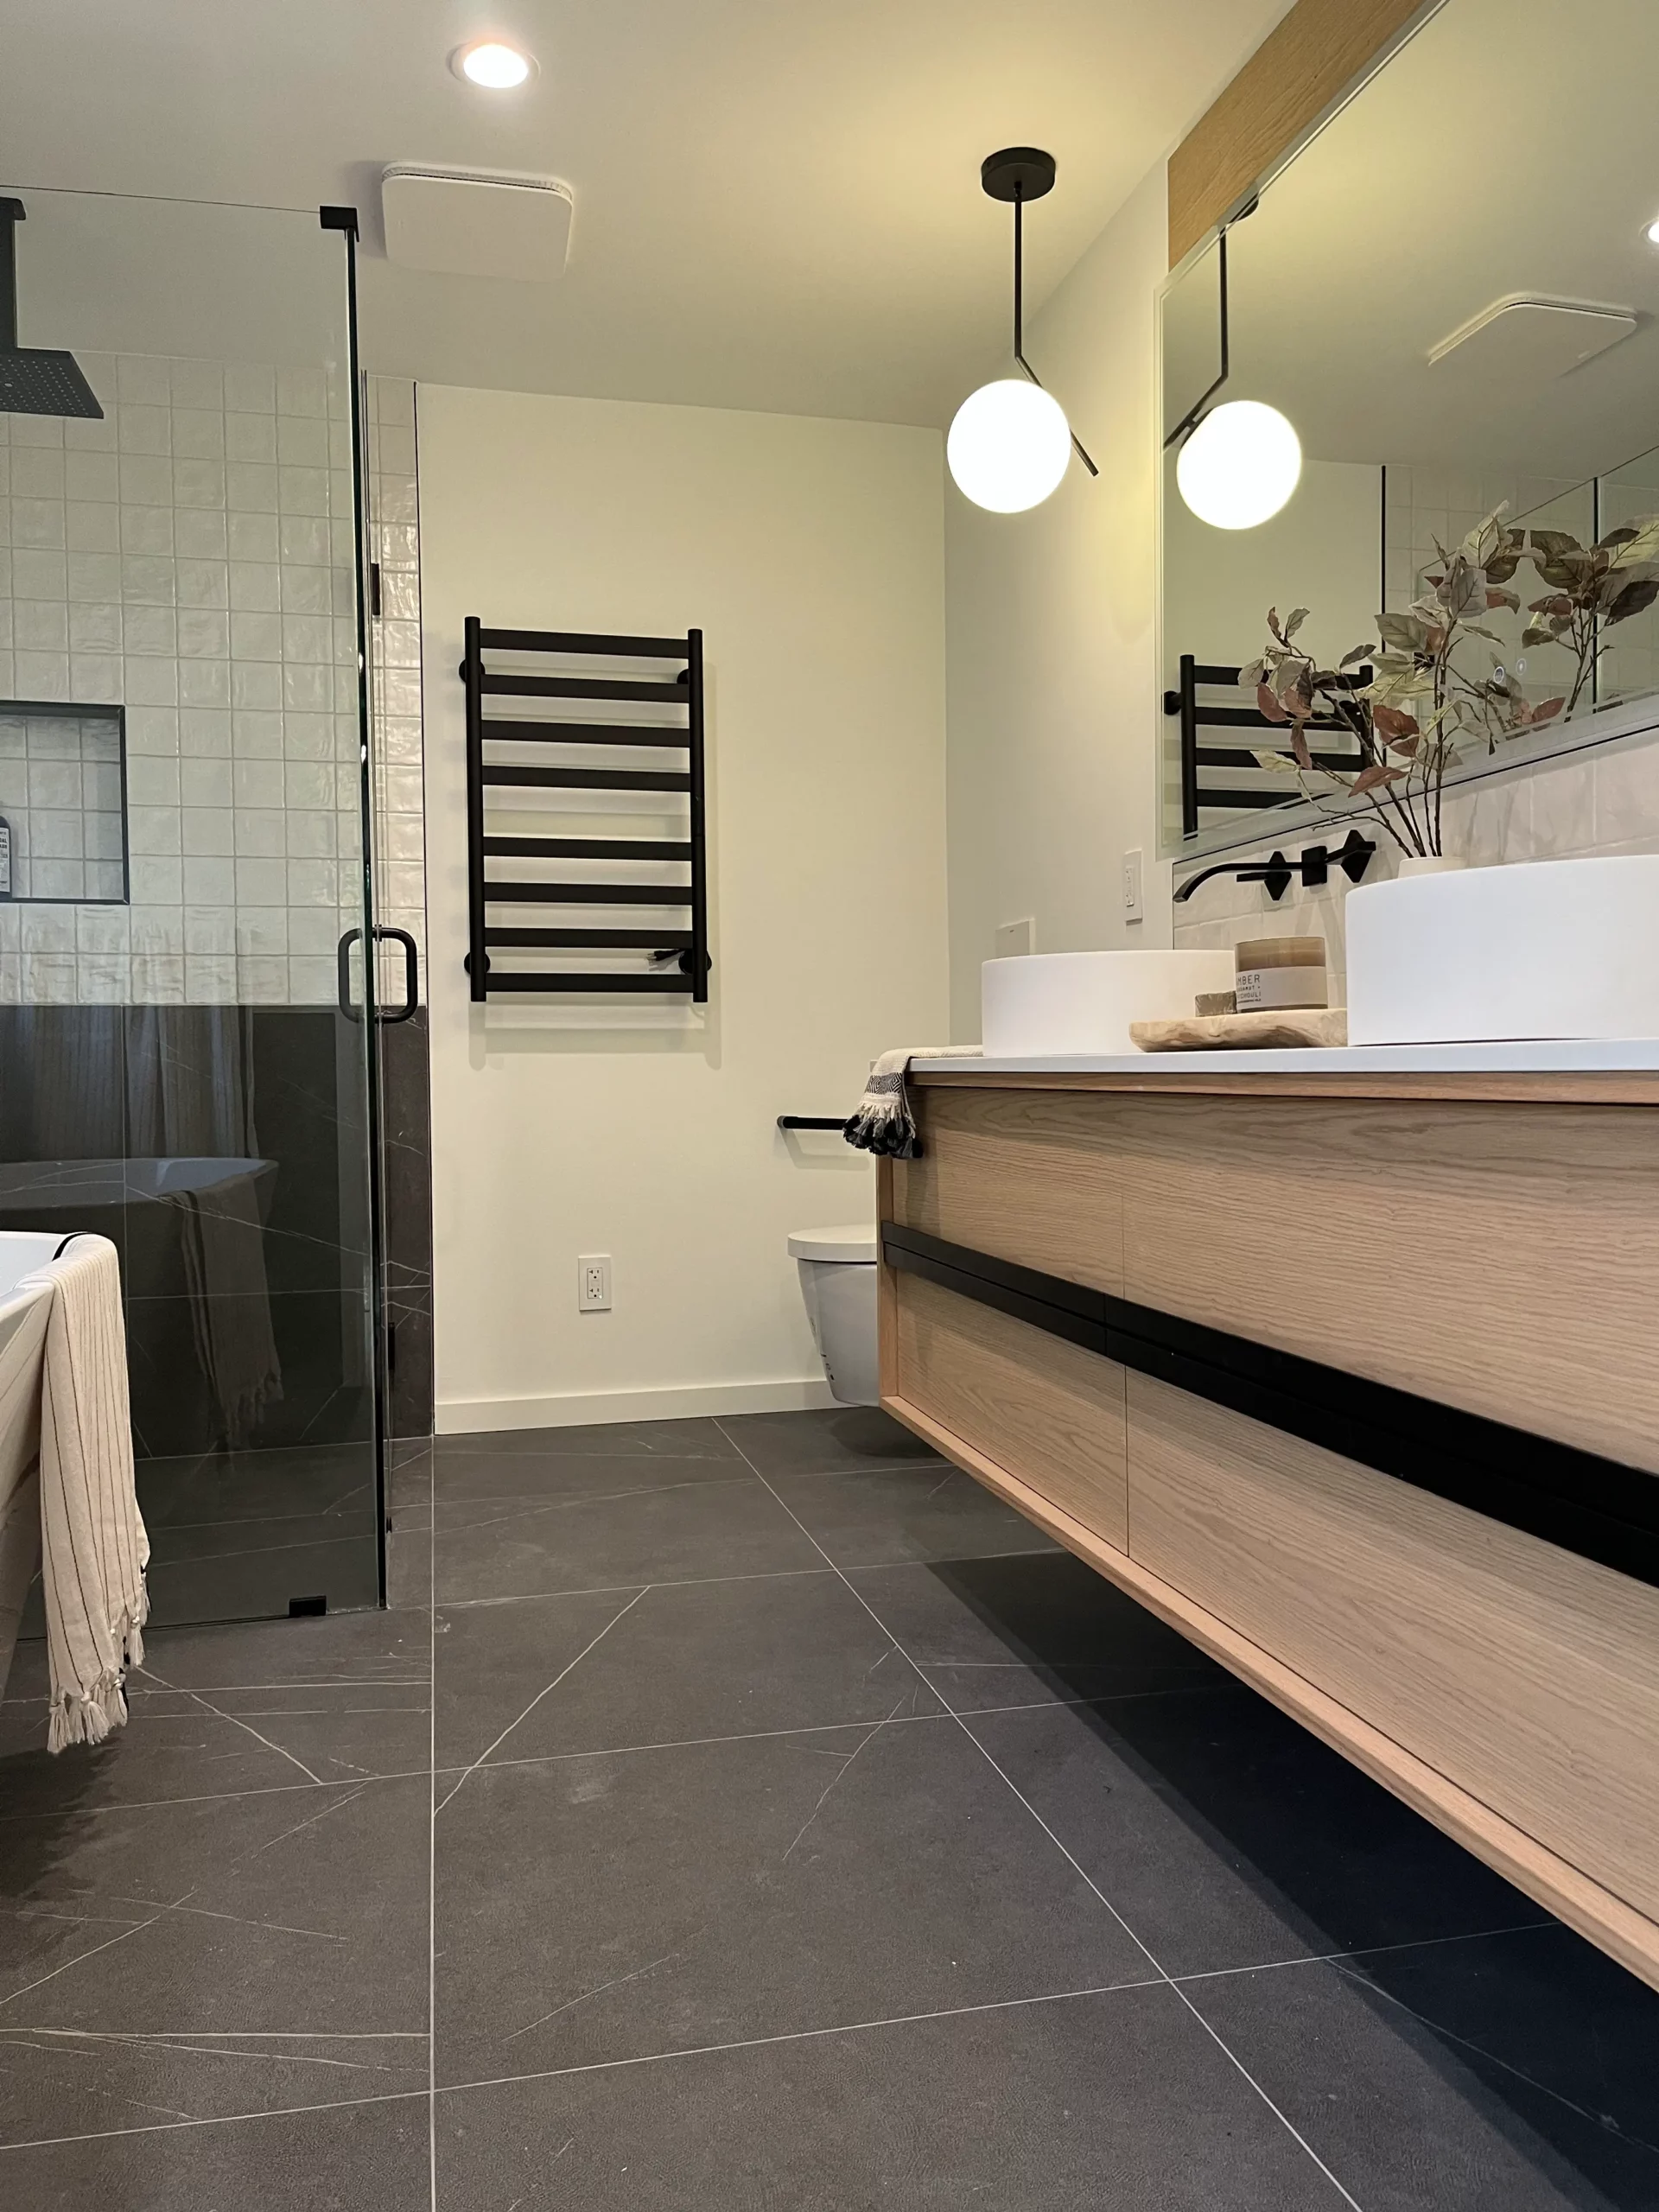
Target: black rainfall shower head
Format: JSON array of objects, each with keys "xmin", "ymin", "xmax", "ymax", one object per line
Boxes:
[{"xmin": 0, "ymin": 199, "xmax": 104, "ymax": 419}]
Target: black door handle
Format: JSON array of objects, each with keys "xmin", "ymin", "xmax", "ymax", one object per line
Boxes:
[{"xmin": 337, "ymin": 927, "xmax": 421, "ymax": 1024}]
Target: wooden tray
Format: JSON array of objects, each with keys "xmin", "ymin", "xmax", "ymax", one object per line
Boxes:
[{"xmin": 1130, "ymin": 1008, "xmax": 1348, "ymax": 1052}]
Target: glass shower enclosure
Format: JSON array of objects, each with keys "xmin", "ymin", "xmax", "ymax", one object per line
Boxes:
[{"xmin": 0, "ymin": 187, "xmax": 395, "ymax": 1623}]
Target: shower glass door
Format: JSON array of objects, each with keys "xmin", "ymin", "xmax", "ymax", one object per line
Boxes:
[{"xmin": 0, "ymin": 188, "xmax": 387, "ymax": 1623}]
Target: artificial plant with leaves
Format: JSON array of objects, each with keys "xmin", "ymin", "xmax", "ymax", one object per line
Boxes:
[
  {"xmin": 1520, "ymin": 517, "xmax": 1659, "ymax": 712},
  {"xmin": 1243, "ymin": 507, "xmax": 1566, "ymax": 858}
]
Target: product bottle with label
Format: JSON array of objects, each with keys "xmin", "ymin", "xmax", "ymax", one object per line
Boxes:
[{"xmin": 0, "ymin": 815, "xmax": 11, "ymax": 899}]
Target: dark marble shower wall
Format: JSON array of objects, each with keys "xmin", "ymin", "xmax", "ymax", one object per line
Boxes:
[
  {"xmin": 378, "ymin": 1007, "xmax": 434, "ymax": 1442},
  {"xmin": 0, "ymin": 1004, "xmax": 368, "ymax": 1456},
  {"xmin": 1, "ymin": 1001, "xmax": 434, "ymax": 1448},
  {"xmin": 1, "ymin": 998, "xmax": 435, "ymax": 1621}
]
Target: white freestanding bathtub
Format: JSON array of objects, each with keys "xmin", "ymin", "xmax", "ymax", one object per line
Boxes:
[{"xmin": 0, "ymin": 1233, "xmax": 60, "ymax": 1696}]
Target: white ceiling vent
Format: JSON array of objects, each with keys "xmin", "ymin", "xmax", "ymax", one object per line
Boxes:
[
  {"xmin": 381, "ymin": 166, "xmax": 573, "ymax": 283},
  {"xmin": 1429, "ymin": 296, "xmax": 1637, "ymax": 380}
]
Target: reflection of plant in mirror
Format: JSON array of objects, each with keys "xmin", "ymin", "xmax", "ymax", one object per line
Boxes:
[
  {"xmin": 1243, "ymin": 507, "xmax": 1565, "ymax": 857},
  {"xmin": 1521, "ymin": 518, "xmax": 1659, "ymax": 713}
]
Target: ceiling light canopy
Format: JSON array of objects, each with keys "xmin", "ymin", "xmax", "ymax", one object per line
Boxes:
[
  {"xmin": 947, "ymin": 148, "xmax": 1096, "ymax": 516},
  {"xmin": 1175, "ymin": 399, "xmax": 1302, "ymax": 531},
  {"xmin": 1646, "ymin": 216, "xmax": 1659, "ymax": 246},
  {"xmin": 453, "ymin": 39, "xmax": 536, "ymax": 89}
]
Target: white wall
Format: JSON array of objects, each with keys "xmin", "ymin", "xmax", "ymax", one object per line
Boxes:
[
  {"xmin": 944, "ymin": 167, "xmax": 1172, "ymax": 1039},
  {"xmin": 418, "ymin": 385, "xmax": 948, "ymax": 1431}
]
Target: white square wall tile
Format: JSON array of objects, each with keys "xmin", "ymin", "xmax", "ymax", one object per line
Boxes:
[
  {"xmin": 175, "ymin": 509, "xmax": 228, "ymax": 561},
  {"xmin": 130, "ymin": 955, "xmax": 186, "ymax": 1003},
  {"xmin": 183, "ymin": 906, "xmax": 235, "ymax": 954},
  {"xmin": 168, "ymin": 360, "xmax": 225, "ymax": 410},
  {"xmin": 117, "ymin": 356, "xmax": 172, "ymax": 406},
  {"xmin": 226, "ymin": 412, "xmax": 277, "ymax": 464},
  {"xmin": 185, "ymin": 955, "xmax": 238, "ymax": 1003},
  {"xmin": 222, "ymin": 362, "xmax": 275, "ymax": 413},
  {"xmin": 227, "ymin": 512, "xmax": 279, "ymax": 563}
]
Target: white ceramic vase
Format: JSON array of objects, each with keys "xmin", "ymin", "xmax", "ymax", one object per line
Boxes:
[{"xmin": 1395, "ymin": 853, "xmax": 1465, "ymax": 878}]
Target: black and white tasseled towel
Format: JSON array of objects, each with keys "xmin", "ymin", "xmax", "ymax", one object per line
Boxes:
[{"xmin": 842, "ymin": 1048, "xmax": 982, "ymax": 1159}]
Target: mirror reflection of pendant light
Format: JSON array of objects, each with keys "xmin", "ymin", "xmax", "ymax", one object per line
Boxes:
[
  {"xmin": 948, "ymin": 149, "xmax": 1097, "ymax": 514},
  {"xmin": 1166, "ymin": 215, "xmax": 1300, "ymax": 530}
]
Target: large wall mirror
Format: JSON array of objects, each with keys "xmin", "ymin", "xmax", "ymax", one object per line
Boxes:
[{"xmin": 1160, "ymin": 0, "xmax": 1659, "ymax": 858}]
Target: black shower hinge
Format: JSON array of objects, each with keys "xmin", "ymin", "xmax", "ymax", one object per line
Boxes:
[{"xmin": 369, "ymin": 561, "xmax": 382, "ymax": 620}]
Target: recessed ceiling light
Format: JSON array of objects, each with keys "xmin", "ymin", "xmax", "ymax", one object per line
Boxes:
[{"xmin": 452, "ymin": 40, "xmax": 536, "ymax": 90}]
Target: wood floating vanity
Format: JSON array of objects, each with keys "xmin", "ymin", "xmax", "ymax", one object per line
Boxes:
[{"xmin": 876, "ymin": 1055, "xmax": 1659, "ymax": 1991}]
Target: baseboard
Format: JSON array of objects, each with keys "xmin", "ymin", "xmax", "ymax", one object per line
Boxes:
[{"xmin": 435, "ymin": 1374, "xmax": 839, "ymax": 1435}]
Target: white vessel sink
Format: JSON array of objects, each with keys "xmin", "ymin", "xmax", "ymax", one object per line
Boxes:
[
  {"xmin": 982, "ymin": 948, "xmax": 1236, "ymax": 1055},
  {"xmin": 1346, "ymin": 856, "xmax": 1659, "ymax": 1045}
]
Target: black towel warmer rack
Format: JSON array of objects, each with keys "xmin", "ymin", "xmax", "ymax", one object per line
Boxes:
[
  {"xmin": 1165, "ymin": 654, "xmax": 1370, "ymax": 838},
  {"xmin": 461, "ymin": 620, "xmax": 709, "ymax": 1003}
]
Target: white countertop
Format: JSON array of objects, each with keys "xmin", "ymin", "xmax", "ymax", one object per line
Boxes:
[{"xmin": 925, "ymin": 1039, "xmax": 1659, "ymax": 1077}]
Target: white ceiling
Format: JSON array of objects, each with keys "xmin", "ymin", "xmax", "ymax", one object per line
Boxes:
[{"xmin": 0, "ymin": 0, "xmax": 1291, "ymax": 424}]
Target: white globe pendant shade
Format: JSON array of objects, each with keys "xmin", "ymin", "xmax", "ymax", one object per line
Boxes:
[
  {"xmin": 1176, "ymin": 400, "xmax": 1302, "ymax": 530},
  {"xmin": 948, "ymin": 378, "xmax": 1072, "ymax": 513}
]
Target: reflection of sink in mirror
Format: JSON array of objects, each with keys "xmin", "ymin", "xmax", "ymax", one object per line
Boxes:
[
  {"xmin": 982, "ymin": 950, "xmax": 1236, "ymax": 1057},
  {"xmin": 1346, "ymin": 857, "xmax": 1659, "ymax": 1046}
]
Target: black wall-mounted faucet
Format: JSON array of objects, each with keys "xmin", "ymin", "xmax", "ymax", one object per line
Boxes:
[{"xmin": 1173, "ymin": 828, "xmax": 1375, "ymax": 906}]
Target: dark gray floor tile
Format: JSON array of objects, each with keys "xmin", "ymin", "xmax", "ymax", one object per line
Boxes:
[
  {"xmin": 434, "ymin": 1471, "xmax": 824, "ymax": 1605},
  {"xmin": 0, "ymin": 1774, "xmax": 427, "ymax": 2137},
  {"xmin": 429, "ymin": 1446, "xmax": 746, "ymax": 1529},
  {"xmin": 967, "ymin": 1690, "xmax": 1541, "ymax": 1975},
  {"xmin": 0, "ymin": 2090, "xmax": 428, "ymax": 2209},
  {"xmin": 720, "ymin": 1404, "xmax": 944, "ymax": 1477},
  {"xmin": 439, "ymin": 1415, "xmax": 741, "ymax": 1471},
  {"xmin": 435, "ymin": 1571, "xmax": 940, "ymax": 1770},
  {"xmin": 436, "ymin": 1981, "xmax": 1343, "ymax": 2209},
  {"xmin": 1187, "ymin": 1929, "xmax": 1659, "ymax": 2210},
  {"xmin": 768, "ymin": 1460, "xmax": 1058, "ymax": 1567},
  {"xmin": 847, "ymin": 1551, "xmax": 1224, "ymax": 1711},
  {"xmin": 0, "ymin": 1619, "xmax": 429, "ymax": 1814},
  {"xmin": 432, "ymin": 1715, "xmax": 1149, "ymax": 2082},
  {"xmin": 385, "ymin": 1522, "xmax": 431, "ymax": 1612}
]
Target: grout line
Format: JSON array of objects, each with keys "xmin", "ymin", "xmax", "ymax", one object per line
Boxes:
[
  {"xmin": 0, "ymin": 1770, "xmax": 431, "ymax": 1826},
  {"xmin": 437, "ymin": 1974, "xmax": 1172, "ymax": 2099},
  {"xmin": 712, "ymin": 1417, "xmax": 1368, "ymax": 2212},
  {"xmin": 433, "ymin": 1544, "xmax": 1060, "ymax": 1614},
  {"xmin": 423, "ymin": 1684, "xmax": 1222, "ymax": 1780}
]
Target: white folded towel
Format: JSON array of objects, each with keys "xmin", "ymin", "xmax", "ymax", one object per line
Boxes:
[
  {"xmin": 842, "ymin": 1047, "xmax": 982, "ymax": 1160},
  {"xmin": 22, "ymin": 1236, "xmax": 149, "ymax": 1751}
]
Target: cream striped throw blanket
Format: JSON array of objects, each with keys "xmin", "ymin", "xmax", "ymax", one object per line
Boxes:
[
  {"xmin": 22, "ymin": 1236, "xmax": 149, "ymax": 1751},
  {"xmin": 842, "ymin": 1048, "xmax": 982, "ymax": 1160}
]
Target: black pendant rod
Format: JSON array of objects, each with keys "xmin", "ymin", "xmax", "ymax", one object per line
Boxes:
[{"xmin": 1009, "ymin": 183, "xmax": 1097, "ymax": 478}]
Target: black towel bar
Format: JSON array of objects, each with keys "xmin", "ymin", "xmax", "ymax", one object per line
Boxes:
[
  {"xmin": 777, "ymin": 1116, "xmax": 848, "ymax": 1132},
  {"xmin": 462, "ymin": 619, "xmax": 709, "ymax": 1004}
]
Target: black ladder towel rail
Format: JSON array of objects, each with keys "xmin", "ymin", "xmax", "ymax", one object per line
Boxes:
[
  {"xmin": 1166, "ymin": 654, "xmax": 1370, "ymax": 838},
  {"xmin": 461, "ymin": 621, "xmax": 710, "ymax": 1003}
]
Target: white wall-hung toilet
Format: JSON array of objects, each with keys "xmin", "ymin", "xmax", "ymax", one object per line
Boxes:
[{"xmin": 789, "ymin": 1224, "xmax": 879, "ymax": 1406}]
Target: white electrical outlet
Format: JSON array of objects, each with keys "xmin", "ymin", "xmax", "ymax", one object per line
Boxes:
[
  {"xmin": 578, "ymin": 1255, "xmax": 613, "ymax": 1313},
  {"xmin": 1122, "ymin": 848, "xmax": 1145, "ymax": 924}
]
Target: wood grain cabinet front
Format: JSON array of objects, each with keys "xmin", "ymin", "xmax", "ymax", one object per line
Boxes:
[
  {"xmin": 893, "ymin": 1272, "xmax": 1128, "ymax": 1554},
  {"xmin": 1124, "ymin": 1372, "xmax": 1659, "ymax": 1929}
]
